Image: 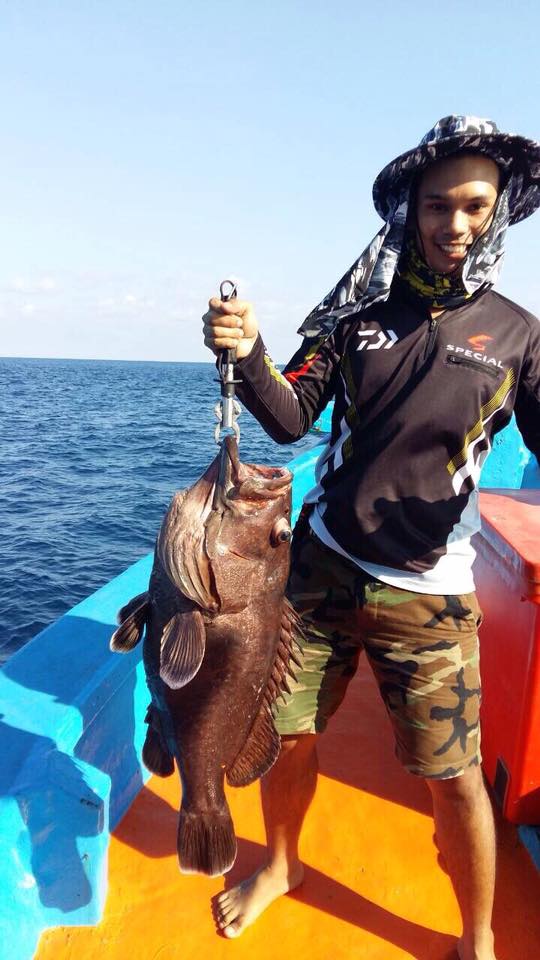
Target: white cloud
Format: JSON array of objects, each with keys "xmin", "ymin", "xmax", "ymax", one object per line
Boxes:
[
  {"xmin": 97, "ymin": 293, "xmax": 156, "ymax": 313},
  {"xmin": 6, "ymin": 276, "xmax": 57, "ymax": 294},
  {"xmin": 20, "ymin": 302, "xmax": 36, "ymax": 315},
  {"xmin": 0, "ymin": 267, "xmax": 300, "ymax": 361}
]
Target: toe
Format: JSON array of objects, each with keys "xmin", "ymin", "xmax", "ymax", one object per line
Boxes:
[
  {"xmin": 218, "ymin": 904, "xmax": 239, "ymax": 923},
  {"xmin": 217, "ymin": 887, "xmax": 238, "ymax": 907},
  {"xmin": 223, "ymin": 921, "xmax": 242, "ymax": 939}
]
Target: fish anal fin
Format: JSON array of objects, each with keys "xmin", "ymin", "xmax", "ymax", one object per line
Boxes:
[
  {"xmin": 142, "ymin": 725, "xmax": 175, "ymax": 777},
  {"xmin": 159, "ymin": 609, "xmax": 205, "ymax": 689},
  {"xmin": 226, "ymin": 705, "xmax": 280, "ymax": 787},
  {"xmin": 141, "ymin": 704, "xmax": 175, "ymax": 776},
  {"xmin": 110, "ymin": 592, "xmax": 149, "ymax": 652}
]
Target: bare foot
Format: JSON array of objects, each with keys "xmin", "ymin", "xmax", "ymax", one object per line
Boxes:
[{"xmin": 213, "ymin": 861, "xmax": 304, "ymax": 938}]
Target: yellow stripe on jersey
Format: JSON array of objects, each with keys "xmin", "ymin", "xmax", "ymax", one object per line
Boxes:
[
  {"xmin": 447, "ymin": 367, "xmax": 516, "ymax": 476},
  {"xmin": 264, "ymin": 353, "xmax": 294, "ymax": 391}
]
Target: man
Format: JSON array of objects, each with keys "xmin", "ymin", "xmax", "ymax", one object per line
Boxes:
[{"xmin": 202, "ymin": 116, "xmax": 540, "ymax": 960}]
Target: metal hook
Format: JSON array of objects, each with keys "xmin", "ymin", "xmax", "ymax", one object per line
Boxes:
[
  {"xmin": 220, "ymin": 279, "xmax": 238, "ymax": 302},
  {"xmin": 214, "ymin": 279, "xmax": 242, "ymax": 444}
]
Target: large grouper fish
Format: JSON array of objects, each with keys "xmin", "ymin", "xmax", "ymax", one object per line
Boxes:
[{"xmin": 110, "ymin": 436, "xmax": 302, "ymax": 877}]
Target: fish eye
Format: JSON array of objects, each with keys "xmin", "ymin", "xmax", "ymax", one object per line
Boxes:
[{"xmin": 271, "ymin": 519, "xmax": 292, "ymax": 546}]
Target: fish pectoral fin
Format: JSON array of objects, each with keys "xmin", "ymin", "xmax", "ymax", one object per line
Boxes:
[
  {"xmin": 117, "ymin": 591, "xmax": 150, "ymax": 625},
  {"xmin": 159, "ymin": 609, "xmax": 206, "ymax": 689},
  {"xmin": 226, "ymin": 705, "xmax": 280, "ymax": 787},
  {"xmin": 110, "ymin": 592, "xmax": 150, "ymax": 652}
]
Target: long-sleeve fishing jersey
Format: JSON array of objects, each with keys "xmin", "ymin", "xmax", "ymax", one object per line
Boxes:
[{"xmin": 233, "ymin": 281, "xmax": 540, "ymax": 594}]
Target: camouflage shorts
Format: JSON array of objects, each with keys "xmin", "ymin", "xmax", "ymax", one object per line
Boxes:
[{"xmin": 276, "ymin": 517, "xmax": 483, "ymax": 780}]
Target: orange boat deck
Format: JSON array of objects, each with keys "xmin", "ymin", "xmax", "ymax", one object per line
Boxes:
[{"xmin": 36, "ymin": 659, "xmax": 540, "ymax": 960}]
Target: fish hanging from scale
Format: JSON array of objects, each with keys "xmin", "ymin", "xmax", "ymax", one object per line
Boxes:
[{"xmin": 110, "ymin": 282, "xmax": 303, "ymax": 877}]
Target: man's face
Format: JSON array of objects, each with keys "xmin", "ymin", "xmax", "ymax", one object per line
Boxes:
[{"xmin": 416, "ymin": 154, "xmax": 500, "ymax": 274}]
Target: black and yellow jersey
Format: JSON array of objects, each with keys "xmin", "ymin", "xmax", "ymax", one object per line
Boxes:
[{"xmin": 233, "ymin": 282, "xmax": 540, "ymax": 594}]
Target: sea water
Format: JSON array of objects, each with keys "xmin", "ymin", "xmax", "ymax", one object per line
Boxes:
[{"xmin": 0, "ymin": 357, "xmax": 315, "ymax": 662}]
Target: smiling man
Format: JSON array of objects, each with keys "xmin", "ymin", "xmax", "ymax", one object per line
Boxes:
[
  {"xmin": 202, "ymin": 117, "xmax": 540, "ymax": 960},
  {"xmin": 416, "ymin": 153, "xmax": 500, "ymax": 273}
]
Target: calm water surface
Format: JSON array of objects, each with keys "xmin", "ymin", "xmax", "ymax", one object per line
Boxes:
[{"xmin": 0, "ymin": 358, "xmax": 315, "ymax": 662}]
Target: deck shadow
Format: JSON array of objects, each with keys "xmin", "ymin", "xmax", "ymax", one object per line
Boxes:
[
  {"xmin": 217, "ymin": 838, "xmax": 457, "ymax": 960},
  {"xmin": 114, "ymin": 783, "xmax": 178, "ymax": 856},
  {"xmin": 115, "ymin": 798, "xmax": 457, "ymax": 958},
  {"xmin": 114, "ymin": 767, "xmax": 540, "ymax": 959}
]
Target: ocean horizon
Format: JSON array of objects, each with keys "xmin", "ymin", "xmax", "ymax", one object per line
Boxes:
[{"xmin": 0, "ymin": 356, "xmax": 313, "ymax": 662}]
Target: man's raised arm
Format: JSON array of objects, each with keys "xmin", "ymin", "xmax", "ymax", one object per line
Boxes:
[{"xmin": 202, "ymin": 296, "xmax": 339, "ymax": 443}]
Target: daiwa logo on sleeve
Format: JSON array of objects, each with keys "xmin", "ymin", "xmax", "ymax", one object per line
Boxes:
[{"xmin": 447, "ymin": 339, "xmax": 504, "ymax": 368}]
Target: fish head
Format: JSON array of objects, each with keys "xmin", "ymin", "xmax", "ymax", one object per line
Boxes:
[
  {"xmin": 210, "ymin": 436, "xmax": 292, "ymax": 564},
  {"xmin": 157, "ymin": 437, "xmax": 293, "ymax": 614},
  {"xmin": 205, "ymin": 436, "xmax": 294, "ymax": 611}
]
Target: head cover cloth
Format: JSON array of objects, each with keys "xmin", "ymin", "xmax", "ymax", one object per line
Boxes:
[{"xmin": 298, "ymin": 115, "xmax": 540, "ymax": 338}]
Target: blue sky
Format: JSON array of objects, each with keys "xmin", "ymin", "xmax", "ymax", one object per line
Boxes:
[{"xmin": 1, "ymin": 0, "xmax": 539, "ymax": 362}]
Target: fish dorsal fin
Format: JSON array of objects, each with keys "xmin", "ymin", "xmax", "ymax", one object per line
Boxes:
[
  {"xmin": 110, "ymin": 592, "xmax": 149, "ymax": 652},
  {"xmin": 159, "ymin": 608, "xmax": 206, "ymax": 689},
  {"xmin": 226, "ymin": 703, "xmax": 280, "ymax": 787},
  {"xmin": 226, "ymin": 598, "xmax": 305, "ymax": 787}
]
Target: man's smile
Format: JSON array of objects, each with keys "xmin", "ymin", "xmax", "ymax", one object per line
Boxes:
[{"xmin": 436, "ymin": 242, "xmax": 470, "ymax": 257}]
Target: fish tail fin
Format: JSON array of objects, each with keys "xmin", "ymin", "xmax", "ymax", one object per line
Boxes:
[
  {"xmin": 110, "ymin": 591, "xmax": 149, "ymax": 652},
  {"xmin": 177, "ymin": 807, "xmax": 237, "ymax": 877}
]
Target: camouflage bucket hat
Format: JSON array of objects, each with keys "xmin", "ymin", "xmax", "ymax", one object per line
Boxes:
[
  {"xmin": 373, "ymin": 115, "xmax": 540, "ymax": 225},
  {"xmin": 297, "ymin": 115, "xmax": 539, "ymax": 339}
]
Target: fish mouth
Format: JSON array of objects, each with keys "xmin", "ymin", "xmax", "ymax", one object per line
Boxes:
[
  {"xmin": 214, "ymin": 436, "xmax": 292, "ymax": 506},
  {"xmin": 216, "ymin": 435, "xmax": 241, "ymax": 499}
]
